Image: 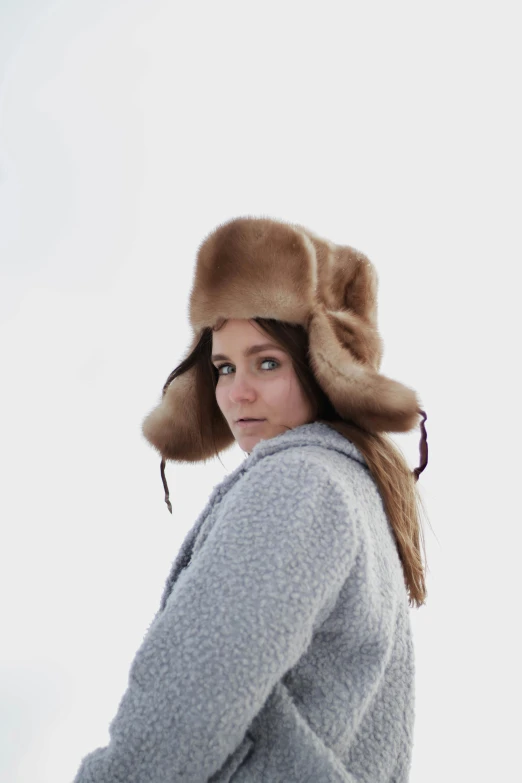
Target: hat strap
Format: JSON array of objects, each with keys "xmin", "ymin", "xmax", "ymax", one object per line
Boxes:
[
  {"xmin": 160, "ymin": 458, "xmax": 173, "ymax": 514},
  {"xmin": 413, "ymin": 409, "xmax": 428, "ymax": 482}
]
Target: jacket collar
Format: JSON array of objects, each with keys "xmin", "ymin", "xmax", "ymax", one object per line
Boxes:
[{"xmin": 243, "ymin": 419, "xmax": 368, "ymax": 471}]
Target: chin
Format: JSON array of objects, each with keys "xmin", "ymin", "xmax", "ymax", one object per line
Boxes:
[{"xmin": 237, "ymin": 432, "xmax": 266, "ymax": 453}]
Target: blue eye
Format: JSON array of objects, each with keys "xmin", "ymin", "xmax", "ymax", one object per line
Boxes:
[
  {"xmin": 215, "ymin": 358, "xmax": 280, "ymax": 376},
  {"xmin": 261, "ymin": 359, "xmax": 279, "ymax": 370}
]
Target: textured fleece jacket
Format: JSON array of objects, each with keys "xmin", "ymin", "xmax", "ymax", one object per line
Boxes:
[{"xmin": 73, "ymin": 421, "xmax": 415, "ymax": 783}]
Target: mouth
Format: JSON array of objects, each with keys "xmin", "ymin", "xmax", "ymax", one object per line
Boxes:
[{"xmin": 236, "ymin": 418, "xmax": 266, "ymax": 426}]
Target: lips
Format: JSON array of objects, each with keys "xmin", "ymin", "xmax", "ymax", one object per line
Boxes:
[{"xmin": 236, "ymin": 418, "xmax": 265, "ymax": 424}]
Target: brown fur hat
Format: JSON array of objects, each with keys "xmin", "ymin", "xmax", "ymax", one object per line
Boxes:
[{"xmin": 142, "ymin": 216, "xmax": 425, "ymax": 466}]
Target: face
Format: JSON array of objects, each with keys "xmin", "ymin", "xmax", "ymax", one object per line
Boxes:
[{"xmin": 211, "ymin": 319, "xmax": 316, "ymax": 454}]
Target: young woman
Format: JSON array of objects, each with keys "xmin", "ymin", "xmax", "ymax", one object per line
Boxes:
[{"xmin": 73, "ymin": 216, "xmax": 429, "ymax": 783}]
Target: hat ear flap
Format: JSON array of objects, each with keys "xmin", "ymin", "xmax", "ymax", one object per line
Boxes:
[
  {"xmin": 142, "ymin": 359, "xmax": 234, "ymax": 462},
  {"xmin": 323, "ymin": 308, "xmax": 383, "ymax": 370},
  {"xmin": 308, "ymin": 307, "xmax": 420, "ymax": 433}
]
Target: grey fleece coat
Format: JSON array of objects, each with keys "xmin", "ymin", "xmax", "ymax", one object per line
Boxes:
[{"xmin": 73, "ymin": 421, "xmax": 415, "ymax": 783}]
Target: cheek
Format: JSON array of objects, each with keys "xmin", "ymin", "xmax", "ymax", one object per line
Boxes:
[
  {"xmin": 265, "ymin": 375, "xmax": 294, "ymax": 404},
  {"xmin": 275, "ymin": 373, "xmax": 309, "ymax": 413}
]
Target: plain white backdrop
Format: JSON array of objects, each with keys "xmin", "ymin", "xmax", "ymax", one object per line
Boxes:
[{"xmin": 1, "ymin": 1, "xmax": 520, "ymax": 781}]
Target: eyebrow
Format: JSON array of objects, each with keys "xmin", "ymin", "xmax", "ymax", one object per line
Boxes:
[{"xmin": 211, "ymin": 342, "xmax": 284, "ymax": 363}]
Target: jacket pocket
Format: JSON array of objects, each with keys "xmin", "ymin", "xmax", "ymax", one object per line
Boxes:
[{"xmin": 208, "ymin": 733, "xmax": 255, "ymax": 783}]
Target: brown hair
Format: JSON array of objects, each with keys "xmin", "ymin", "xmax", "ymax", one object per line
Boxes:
[{"xmin": 161, "ymin": 317, "xmax": 429, "ymax": 608}]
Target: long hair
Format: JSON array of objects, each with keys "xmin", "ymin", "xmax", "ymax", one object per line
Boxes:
[{"xmin": 162, "ymin": 317, "xmax": 429, "ymax": 608}]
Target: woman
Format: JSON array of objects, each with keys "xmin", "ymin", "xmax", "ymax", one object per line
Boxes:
[{"xmin": 73, "ymin": 216, "xmax": 429, "ymax": 783}]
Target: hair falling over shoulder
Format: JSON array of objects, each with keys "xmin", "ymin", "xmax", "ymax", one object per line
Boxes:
[{"xmin": 162, "ymin": 317, "xmax": 430, "ymax": 609}]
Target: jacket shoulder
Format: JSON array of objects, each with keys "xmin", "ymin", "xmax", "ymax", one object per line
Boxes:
[{"xmin": 248, "ymin": 440, "xmax": 367, "ymax": 488}]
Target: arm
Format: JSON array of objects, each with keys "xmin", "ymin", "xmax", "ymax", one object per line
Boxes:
[{"xmin": 73, "ymin": 451, "xmax": 360, "ymax": 783}]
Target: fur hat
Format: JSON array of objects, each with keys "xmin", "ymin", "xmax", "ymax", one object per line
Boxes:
[{"xmin": 142, "ymin": 217, "xmax": 428, "ymax": 509}]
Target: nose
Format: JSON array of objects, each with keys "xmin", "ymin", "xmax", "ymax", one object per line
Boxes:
[{"xmin": 228, "ymin": 372, "xmax": 256, "ymax": 403}]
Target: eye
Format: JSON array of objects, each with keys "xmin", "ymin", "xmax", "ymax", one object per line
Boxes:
[
  {"xmin": 215, "ymin": 357, "xmax": 280, "ymax": 376},
  {"xmin": 260, "ymin": 358, "xmax": 279, "ymax": 371}
]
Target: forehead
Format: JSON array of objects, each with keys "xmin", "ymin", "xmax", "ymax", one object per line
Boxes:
[
  {"xmin": 211, "ymin": 320, "xmax": 285, "ymax": 362},
  {"xmin": 211, "ymin": 318, "xmax": 266, "ymax": 347}
]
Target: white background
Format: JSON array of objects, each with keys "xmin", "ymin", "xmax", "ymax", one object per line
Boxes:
[{"xmin": 1, "ymin": 1, "xmax": 520, "ymax": 781}]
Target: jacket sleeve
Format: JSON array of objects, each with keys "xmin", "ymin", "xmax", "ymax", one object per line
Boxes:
[{"xmin": 72, "ymin": 450, "xmax": 361, "ymax": 783}]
